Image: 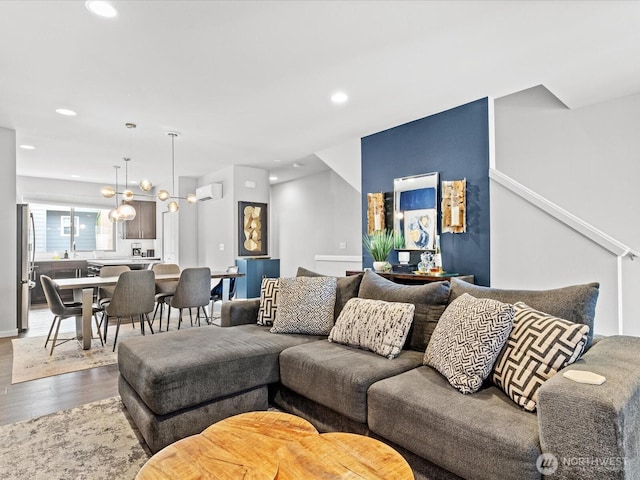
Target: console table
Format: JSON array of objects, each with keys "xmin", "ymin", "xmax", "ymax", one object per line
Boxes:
[{"xmin": 346, "ymin": 270, "xmax": 474, "ymax": 285}]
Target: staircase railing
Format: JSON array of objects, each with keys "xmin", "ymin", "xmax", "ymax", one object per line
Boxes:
[{"xmin": 489, "ymin": 168, "xmax": 638, "ymax": 334}]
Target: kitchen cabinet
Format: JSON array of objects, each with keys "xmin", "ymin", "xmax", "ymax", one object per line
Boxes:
[
  {"xmin": 124, "ymin": 200, "xmax": 156, "ymax": 239},
  {"xmin": 235, "ymin": 258, "xmax": 280, "ymax": 298},
  {"xmin": 31, "ymin": 260, "xmax": 88, "ymax": 305}
]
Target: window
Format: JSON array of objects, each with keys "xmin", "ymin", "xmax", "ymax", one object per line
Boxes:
[
  {"xmin": 30, "ymin": 203, "xmax": 116, "ymax": 253},
  {"xmin": 60, "ymin": 215, "xmax": 80, "ymax": 236}
]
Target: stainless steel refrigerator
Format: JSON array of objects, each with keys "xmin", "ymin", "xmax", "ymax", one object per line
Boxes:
[{"xmin": 17, "ymin": 204, "xmax": 35, "ymax": 330}]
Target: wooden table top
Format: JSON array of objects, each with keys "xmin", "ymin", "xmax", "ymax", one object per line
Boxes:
[
  {"xmin": 276, "ymin": 432, "xmax": 414, "ymax": 480},
  {"xmin": 136, "ymin": 411, "xmax": 414, "ymax": 480},
  {"xmin": 54, "ymin": 271, "xmax": 244, "ymax": 290},
  {"xmin": 136, "ymin": 411, "xmax": 317, "ymax": 480}
]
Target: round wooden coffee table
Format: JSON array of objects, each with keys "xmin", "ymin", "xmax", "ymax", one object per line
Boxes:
[
  {"xmin": 136, "ymin": 411, "xmax": 414, "ymax": 480},
  {"xmin": 136, "ymin": 411, "xmax": 318, "ymax": 480},
  {"xmin": 276, "ymin": 432, "xmax": 413, "ymax": 480}
]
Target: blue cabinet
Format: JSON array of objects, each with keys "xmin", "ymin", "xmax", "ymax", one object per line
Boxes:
[{"xmin": 235, "ymin": 258, "xmax": 280, "ymax": 298}]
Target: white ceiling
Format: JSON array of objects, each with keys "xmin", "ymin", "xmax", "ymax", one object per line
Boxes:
[{"xmin": 1, "ymin": 1, "xmax": 639, "ymax": 188}]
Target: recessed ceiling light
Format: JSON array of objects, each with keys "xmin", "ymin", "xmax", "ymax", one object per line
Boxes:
[
  {"xmin": 85, "ymin": 1, "xmax": 118, "ymax": 18},
  {"xmin": 269, "ymin": 176, "xmax": 278, "ymax": 181},
  {"xmin": 331, "ymin": 91, "xmax": 349, "ymax": 104},
  {"xmin": 292, "ymin": 162, "xmax": 303, "ymax": 168},
  {"xmin": 19, "ymin": 144, "xmax": 35, "ymax": 150},
  {"xmin": 71, "ymin": 174, "xmax": 80, "ymax": 178},
  {"xmin": 56, "ymin": 108, "xmax": 77, "ymax": 116}
]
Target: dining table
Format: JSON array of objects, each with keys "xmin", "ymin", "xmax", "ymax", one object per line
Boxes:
[{"xmin": 54, "ymin": 271, "xmax": 245, "ymax": 350}]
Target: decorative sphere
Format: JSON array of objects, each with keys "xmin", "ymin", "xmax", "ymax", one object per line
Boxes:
[
  {"xmin": 157, "ymin": 190, "xmax": 170, "ymax": 201},
  {"xmin": 186, "ymin": 193, "xmax": 197, "ymax": 204},
  {"xmin": 168, "ymin": 201, "xmax": 179, "ymax": 213}
]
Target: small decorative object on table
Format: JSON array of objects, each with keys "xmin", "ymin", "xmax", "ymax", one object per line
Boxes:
[{"xmin": 417, "ymin": 251, "xmax": 433, "ymax": 273}]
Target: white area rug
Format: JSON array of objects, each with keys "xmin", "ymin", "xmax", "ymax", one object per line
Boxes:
[
  {"xmin": 11, "ymin": 326, "xmax": 142, "ymax": 384},
  {"xmin": 0, "ymin": 397, "xmax": 151, "ymax": 480}
]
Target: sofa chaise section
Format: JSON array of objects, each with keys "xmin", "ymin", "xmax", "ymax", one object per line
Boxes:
[{"xmin": 118, "ymin": 323, "xmax": 324, "ymax": 452}]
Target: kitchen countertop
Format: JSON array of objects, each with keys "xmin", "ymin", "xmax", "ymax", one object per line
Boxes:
[{"xmin": 87, "ymin": 258, "xmax": 161, "ymax": 266}]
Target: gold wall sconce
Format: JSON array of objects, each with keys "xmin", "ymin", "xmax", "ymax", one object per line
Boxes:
[
  {"xmin": 367, "ymin": 192, "xmax": 386, "ymax": 234},
  {"xmin": 441, "ymin": 179, "xmax": 466, "ymax": 233}
]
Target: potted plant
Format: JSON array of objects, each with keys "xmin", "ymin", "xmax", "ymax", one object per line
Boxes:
[{"xmin": 363, "ymin": 229, "xmax": 403, "ymax": 272}]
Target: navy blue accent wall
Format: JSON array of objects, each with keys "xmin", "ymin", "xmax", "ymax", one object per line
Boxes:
[{"xmin": 361, "ymin": 98, "xmax": 490, "ymax": 286}]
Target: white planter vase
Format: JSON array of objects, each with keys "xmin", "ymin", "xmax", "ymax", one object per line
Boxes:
[{"xmin": 373, "ymin": 261, "xmax": 389, "ymax": 272}]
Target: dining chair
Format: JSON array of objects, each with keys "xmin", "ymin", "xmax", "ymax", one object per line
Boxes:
[
  {"xmin": 166, "ymin": 267, "xmax": 211, "ymax": 330},
  {"xmin": 151, "ymin": 263, "xmax": 180, "ymax": 330},
  {"xmin": 102, "ymin": 270, "xmax": 156, "ymax": 351},
  {"xmin": 41, "ymin": 275, "xmax": 103, "ymax": 355},
  {"xmin": 97, "ymin": 265, "xmax": 131, "ymax": 306}
]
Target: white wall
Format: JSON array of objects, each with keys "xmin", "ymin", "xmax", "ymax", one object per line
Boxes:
[
  {"xmin": 1, "ymin": 127, "xmax": 17, "ymax": 337},
  {"xmin": 197, "ymin": 165, "xmax": 269, "ymax": 271},
  {"xmin": 177, "ymin": 176, "xmax": 198, "ymax": 268},
  {"xmin": 316, "ymin": 138, "xmax": 362, "ymax": 193},
  {"xmin": 493, "ymin": 86, "xmax": 640, "ymax": 336},
  {"xmin": 271, "ymin": 170, "xmax": 362, "ymax": 277}
]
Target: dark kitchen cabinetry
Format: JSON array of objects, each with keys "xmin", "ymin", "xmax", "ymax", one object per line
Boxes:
[
  {"xmin": 31, "ymin": 260, "xmax": 88, "ymax": 305},
  {"xmin": 123, "ymin": 200, "xmax": 157, "ymax": 239}
]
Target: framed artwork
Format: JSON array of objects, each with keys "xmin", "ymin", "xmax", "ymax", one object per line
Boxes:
[
  {"xmin": 238, "ymin": 201, "xmax": 268, "ymax": 256},
  {"xmin": 403, "ymin": 208, "xmax": 436, "ymax": 250},
  {"xmin": 394, "ymin": 172, "xmax": 439, "ymax": 250}
]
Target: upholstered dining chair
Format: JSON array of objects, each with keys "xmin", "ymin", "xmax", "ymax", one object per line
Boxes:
[
  {"xmin": 151, "ymin": 263, "xmax": 180, "ymax": 330},
  {"xmin": 102, "ymin": 270, "xmax": 156, "ymax": 351},
  {"xmin": 97, "ymin": 265, "xmax": 131, "ymax": 306},
  {"xmin": 166, "ymin": 267, "xmax": 211, "ymax": 330},
  {"xmin": 41, "ymin": 275, "xmax": 103, "ymax": 355}
]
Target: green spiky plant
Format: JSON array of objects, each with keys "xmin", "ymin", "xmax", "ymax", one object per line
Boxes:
[{"xmin": 363, "ymin": 229, "xmax": 403, "ymax": 262}]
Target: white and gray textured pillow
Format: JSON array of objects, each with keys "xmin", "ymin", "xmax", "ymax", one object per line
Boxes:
[
  {"xmin": 492, "ymin": 302, "xmax": 590, "ymax": 411},
  {"xmin": 257, "ymin": 278, "xmax": 279, "ymax": 326},
  {"xmin": 329, "ymin": 298, "xmax": 415, "ymax": 359},
  {"xmin": 424, "ymin": 293, "xmax": 514, "ymax": 394},
  {"xmin": 270, "ymin": 276, "xmax": 337, "ymax": 335}
]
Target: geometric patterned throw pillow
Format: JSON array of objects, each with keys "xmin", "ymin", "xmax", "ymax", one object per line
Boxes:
[
  {"xmin": 424, "ymin": 293, "xmax": 514, "ymax": 394},
  {"xmin": 257, "ymin": 278, "xmax": 279, "ymax": 326},
  {"xmin": 329, "ymin": 298, "xmax": 415, "ymax": 359},
  {"xmin": 270, "ymin": 276, "xmax": 337, "ymax": 335},
  {"xmin": 492, "ymin": 302, "xmax": 590, "ymax": 411}
]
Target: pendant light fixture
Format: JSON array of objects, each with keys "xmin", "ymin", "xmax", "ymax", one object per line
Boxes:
[
  {"xmin": 100, "ymin": 122, "xmax": 152, "ymax": 208},
  {"xmin": 158, "ymin": 131, "xmax": 197, "ymax": 212},
  {"xmin": 116, "ymin": 157, "xmax": 137, "ymax": 221},
  {"xmin": 107, "ymin": 165, "xmax": 122, "ymax": 222}
]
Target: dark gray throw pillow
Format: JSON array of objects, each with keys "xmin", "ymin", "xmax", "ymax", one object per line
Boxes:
[
  {"xmin": 296, "ymin": 267, "xmax": 363, "ymax": 321},
  {"xmin": 449, "ymin": 278, "xmax": 599, "ymax": 347},
  {"xmin": 357, "ymin": 270, "xmax": 450, "ymax": 351}
]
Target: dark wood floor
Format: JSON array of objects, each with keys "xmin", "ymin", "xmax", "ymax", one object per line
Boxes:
[
  {"xmin": 0, "ymin": 307, "xmax": 120, "ymax": 426},
  {"xmin": 1, "ymin": 303, "xmax": 216, "ymax": 426}
]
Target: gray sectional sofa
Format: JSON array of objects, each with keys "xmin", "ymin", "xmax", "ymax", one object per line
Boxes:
[{"xmin": 118, "ymin": 270, "xmax": 640, "ymax": 480}]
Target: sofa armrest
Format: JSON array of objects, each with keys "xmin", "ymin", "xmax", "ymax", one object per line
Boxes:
[
  {"xmin": 220, "ymin": 298, "xmax": 260, "ymax": 327},
  {"xmin": 537, "ymin": 335, "xmax": 640, "ymax": 479}
]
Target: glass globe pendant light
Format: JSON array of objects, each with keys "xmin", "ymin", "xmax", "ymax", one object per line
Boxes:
[
  {"xmin": 108, "ymin": 165, "xmax": 122, "ymax": 223},
  {"xmin": 116, "ymin": 157, "xmax": 136, "ymax": 221},
  {"xmin": 159, "ymin": 131, "xmax": 196, "ymax": 212}
]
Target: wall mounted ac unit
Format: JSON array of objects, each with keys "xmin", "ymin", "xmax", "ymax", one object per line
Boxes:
[{"xmin": 196, "ymin": 183, "xmax": 222, "ymax": 201}]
